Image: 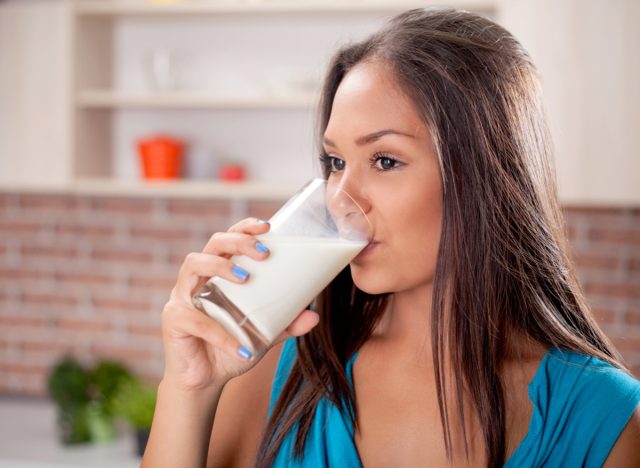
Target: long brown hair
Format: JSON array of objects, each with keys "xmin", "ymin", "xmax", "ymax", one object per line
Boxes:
[{"xmin": 256, "ymin": 8, "xmax": 625, "ymax": 467}]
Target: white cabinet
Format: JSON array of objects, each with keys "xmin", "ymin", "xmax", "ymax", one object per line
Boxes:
[
  {"xmin": 69, "ymin": 0, "xmax": 500, "ymax": 199},
  {"xmin": 0, "ymin": 0, "xmax": 499, "ymax": 199},
  {"xmin": 0, "ymin": 0, "xmax": 72, "ymax": 188},
  {"xmin": 11, "ymin": 0, "xmax": 638, "ymax": 205}
]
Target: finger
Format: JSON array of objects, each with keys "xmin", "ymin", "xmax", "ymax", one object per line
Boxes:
[
  {"xmin": 164, "ymin": 301, "xmax": 252, "ymax": 361},
  {"xmin": 273, "ymin": 310, "xmax": 320, "ymax": 345},
  {"xmin": 201, "ymin": 231, "xmax": 271, "ymax": 258},
  {"xmin": 228, "ymin": 217, "xmax": 271, "ymax": 235},
  {"xmin": 175, "ymin": 253, "xmax": 252, "ymax": 302}
]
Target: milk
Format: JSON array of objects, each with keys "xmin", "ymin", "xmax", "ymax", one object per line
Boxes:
[{"xmin": 195, "ymin": 234, "xmax": 366, "ymax": 352}]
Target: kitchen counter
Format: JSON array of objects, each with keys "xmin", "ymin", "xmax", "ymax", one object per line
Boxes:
[{"xmin": 0, "ymin": 398, "xmax": 140, "ymax": 468}]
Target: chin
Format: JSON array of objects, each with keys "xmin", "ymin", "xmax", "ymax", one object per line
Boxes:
[{"xmin": 349, "ymin": 264, "xmax": 393, "ymax": 295}]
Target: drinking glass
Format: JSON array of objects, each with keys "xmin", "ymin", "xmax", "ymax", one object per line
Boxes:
[{"xmin": 192, "ymin": 178, "xmax": 371, "ymax": 357}]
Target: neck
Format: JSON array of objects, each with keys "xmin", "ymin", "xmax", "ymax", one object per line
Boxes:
[{"xmin": 372, "ymin": 281, "xmax": 434, "ymax": 359}]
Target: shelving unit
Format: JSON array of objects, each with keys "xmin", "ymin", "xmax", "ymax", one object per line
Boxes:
[
  {"xmin": 67, "ymin": 0, "xmax": 498, "ymax": 198},
  {"xmin": 2, "ymin": 0, "xmax": 503, "ymax": 200}
]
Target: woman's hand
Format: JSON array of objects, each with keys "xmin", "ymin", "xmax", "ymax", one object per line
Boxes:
[{"xmin": 160, "ymin": 217, "xmax": 320, "ymax": 391}]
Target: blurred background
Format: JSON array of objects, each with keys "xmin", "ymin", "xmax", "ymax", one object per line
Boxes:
[{"xmin": 0, "ymin": 0, "xmax": 638, "ymax": 466}]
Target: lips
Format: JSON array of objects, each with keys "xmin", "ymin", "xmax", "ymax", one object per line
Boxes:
[{"xmin": 357, "ymin": 240, "xmax": 379, "ymax": 258}]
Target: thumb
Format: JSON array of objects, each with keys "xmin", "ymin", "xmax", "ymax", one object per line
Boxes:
[{"xmin": 273, "ymin": 309, "xmax": 320, "ymax": 345}]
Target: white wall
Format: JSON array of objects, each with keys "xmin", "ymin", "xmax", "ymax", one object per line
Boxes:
[
  {"xmin": 0, "ymin": 0, "xmax": 72, "ymax": 186},
  {"xmin": 500, "ymin": 0, "xmax": 640, "ymax": 205}
]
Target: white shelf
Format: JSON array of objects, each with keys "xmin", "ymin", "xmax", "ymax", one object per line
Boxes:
[
  {"xmin": 0, "ymin": 178, "xmax": 299, "ymax": 201},
  {"xmin": 74, "ymin": 0, "xmax": 498, "ymax": 16},
  {"xmin": 76, "ymin": 90, "xmax": 316, "ymax": 109}
]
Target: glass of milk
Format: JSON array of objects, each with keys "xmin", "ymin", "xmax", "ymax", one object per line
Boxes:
[{"xmin": 192, "ymin": 178, "xmax": 371, "ymax": 358}]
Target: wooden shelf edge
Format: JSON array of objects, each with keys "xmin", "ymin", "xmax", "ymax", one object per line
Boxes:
[
  {"xmin": 0, "ymin": 179, "xmax": 300, "ymax": 201},
  {"xmin": 76, "ymin": 90, "xmax": 317, "ymax": 110},
  {"xmin": 74, "ymin": 1, "xmax": 498, "ymax": 16}
]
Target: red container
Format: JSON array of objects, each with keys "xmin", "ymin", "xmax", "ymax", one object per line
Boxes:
[
  {"xmin": 219, "ymin": 163, "xmax": 247, "ymax": 182},
  {"xmin": 137, "ymin": 135, "xmax": 184, "ymax": 179}
]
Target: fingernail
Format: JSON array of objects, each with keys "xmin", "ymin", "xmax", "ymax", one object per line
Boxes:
[
  {"xmin": 255, "ymin": 241, "xmax": 269, "ymax": 254},
  {"xmin": 232, "ymin": 265, "xmax": 249, "ymax": 281},
  {"xmin": 257, "ymin": 219, "xmax": 270, "ymax": 225},
  {"xmin": 237, "ymin": 346, "xmax": 253, "ymax": 360}
]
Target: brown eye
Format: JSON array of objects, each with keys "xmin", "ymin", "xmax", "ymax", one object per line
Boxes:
[
  {"xmin": 331, "ymin": 157, "xmax": 346, "ymax": 171},
  {"xmin": 319, "ymin": 154, "xmax": 345, "ymax": 174},
  {"xmin": 371, "ymin": 153, "xmax": 402, "ymax": 172}
]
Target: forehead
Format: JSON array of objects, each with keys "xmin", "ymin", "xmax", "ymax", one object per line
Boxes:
[{"xmin": 326, "ymin": 61, "xmax": 426, "ymax": 137}]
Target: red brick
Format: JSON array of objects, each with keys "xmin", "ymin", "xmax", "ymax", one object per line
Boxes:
[
  {"xmin": 91, "ymin": 198, "xmax": 153, "ymax": 215},
  {"xmin": 20, "ymin": 195, "xmax": 76, "ymax": 210},
  {"xmin": 0, "ymin": 221, "xmax": 41, "ymax": 233},
  {"xmin": 588, "ymin": 228, "xmax": 640, "ymax": 246},
  {"xmin": 168, "ymin": 253, "xmax": 188, "ymax": 267},
  {"xmin": 129, "ymin": 225, "xmax": 191, "ymax": 241},
  {"xmin": 55, "ymin": 271, "xmax": 114, "ymax": 285},
  {"xmin": 128, "ymin": 325, "xmax": 162, "ymax": 338},
  {"xmin": 166, "ymin": 200, "xmax": 230, "ymax": 217},
  {"xmin": 57, "ymin": 318, "xmax": 112, "ymax": 333},
  {"xmin": 0, "ymin": 316, "xmax": 46, "ymax": 327},
  {"xmin": 0, "ymin": 269, "xmax": 46, "ymax": 281},
  {"xmin": 625, "ymin": 309, "xmax": 640, "ymax": 326},
  {"xmin": 247, "ymin": 201, "xmax": 282, "ymax": 221},
  {"xmin": 591, "ymin": 308, "xmax": 618, "ymax": 325},
  {"xmin": 629, "ymin": 258, "xmax": 640, "ymax": 273},
  {"xmin": 563, "ymin": 206, "xmax": 620, "ymax": 216},
  {"xmin": 20, "ymin": 382, "xmax": 47, "ymax": 397},
  {"xmin": 611, "ymin": 336, "xmax": 640, "ymax": 353},
  {"xmin": 572, "ymin": 254, "xmax": 621, "ymax": 271},
  {"xmin": 56, "ymin": 223, "xmax": 116, "ymax": 237},
  {"xmin": 92, "ymin": 248, "xmax": 153, "ymax": 263},
  {"xmin": 90, "ymin": 345, "xmax": 156, "ymax": 362},
  {"xmin": 21, "ymin": 293, "xmax": 77, "ymax": 307},
  {"xmin": 20, "ymin": 341, "xmax": 71, "ymax": 353},
  {"xmin": 0, "ymin": 363, "xmax": 48, "ymax": 375},
  {"xmin": 585, "ymin": 282, "xmax": 640, "ymax": 300},
  {"xmin": 21, "ymin": 245, "xmax": 78, "ymax": 258},
  {"xmin": 129, "ymin": 274, "xmax": 175, "ymax": 290},
  {"xmin": 564, "ymin": 225, "xmax": 577, "ymax": 242},
  {"xmin": 92, "ymin": 296, "xmax": 152, "ymax": 312}
]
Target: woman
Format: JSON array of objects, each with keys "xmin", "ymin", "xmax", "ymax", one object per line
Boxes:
[{"xmin": 142, "ymin": 8, "xmax": 640, "ymax": 467}]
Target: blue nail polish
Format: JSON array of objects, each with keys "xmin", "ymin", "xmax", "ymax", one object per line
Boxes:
[
  {"xmin": 232, "ymin": 265, "xmax": 249, "ymax": 281},
  {"xmin": 255, "ymin": 242, "xmax": 269, "ymax": 254},
  {"xmin": 237, "ymin": 346, "xmax": 253, "ymax": 359}
]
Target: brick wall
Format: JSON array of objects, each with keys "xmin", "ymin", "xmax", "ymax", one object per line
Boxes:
[{"xmin": 0, "ymin": 193, "xmax": 638, "ymax": 396}]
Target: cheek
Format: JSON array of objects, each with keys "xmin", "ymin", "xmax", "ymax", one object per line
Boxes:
[{"xmin": 350, "ymin": 189, "xmax": 442, "ymax": 294}]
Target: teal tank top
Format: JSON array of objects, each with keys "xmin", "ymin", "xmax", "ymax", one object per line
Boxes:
[{"xmin": 267, "ymin": 338, "xmax": 640, "ymax": 467}]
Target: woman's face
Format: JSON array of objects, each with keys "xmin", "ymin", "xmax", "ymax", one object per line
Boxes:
[{"xmin": 322, "ymin": 61, "xmax": 443, "ymax": 295}]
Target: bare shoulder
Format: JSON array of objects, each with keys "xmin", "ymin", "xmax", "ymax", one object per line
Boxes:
[
  {"xmin": 207, "ymin": 342, "xmax": 285, "ymax": 468},
  {"xmin": 501, "ymin": 341, "xmax": 549, "ymax": 459},
  {"xmin": 604, "ymin": 405, "xmax": 640, "ymax": 467}
]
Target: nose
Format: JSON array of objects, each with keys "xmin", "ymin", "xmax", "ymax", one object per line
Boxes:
[
  {"xmin": 326, "ymin": 174, "xmax": 372, "ymax": 242},
  {"xmin": 329, "ymin": 172, "xmax": 371, "ymax": 215}
]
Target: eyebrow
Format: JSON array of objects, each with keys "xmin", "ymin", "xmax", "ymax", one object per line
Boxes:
[{"xmin": 323, "ymin": 129, "xmax": 415, "ymax": 148}]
